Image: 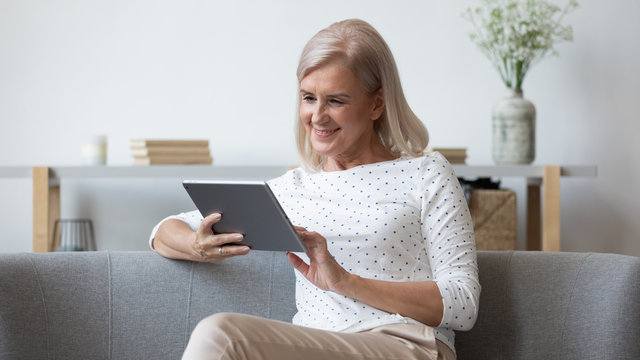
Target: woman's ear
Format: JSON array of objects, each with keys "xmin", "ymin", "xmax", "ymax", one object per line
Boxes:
[{"xmin": 370, "ymin": 88, "xmax": 385, "ymax": 121}]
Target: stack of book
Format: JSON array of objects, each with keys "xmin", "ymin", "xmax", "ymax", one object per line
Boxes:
[
  {"xmin": 430, "ymin": 147, "xmax": 467, "ymax": 164},
  {"xmin": 131, "ymin": 139, "xmax": 213, "ymax": 165}
]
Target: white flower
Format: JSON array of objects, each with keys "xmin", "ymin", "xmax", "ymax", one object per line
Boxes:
[{"xmin": 463, "ymin": 0, "xmax": 578, "ymax": 89}]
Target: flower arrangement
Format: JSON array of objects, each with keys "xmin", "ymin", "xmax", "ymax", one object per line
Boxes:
[{"xmin": 463, "ymin": 0, "xmax": 578, "ymax": 90}]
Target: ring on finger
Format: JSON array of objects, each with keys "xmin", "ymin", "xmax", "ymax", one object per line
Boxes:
[{"xmin": 218, "ymin": 246, "xmax": 223, "ymax": 256}]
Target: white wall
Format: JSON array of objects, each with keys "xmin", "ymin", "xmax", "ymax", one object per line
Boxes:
[{"xmin": 1, "ymin": 1, "xmax": 638, "ymax": 255}]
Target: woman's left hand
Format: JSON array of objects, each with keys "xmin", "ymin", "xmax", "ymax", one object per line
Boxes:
[{"xmin": 286, "ymin": 227, "xmax": 352, "ymax": 293}]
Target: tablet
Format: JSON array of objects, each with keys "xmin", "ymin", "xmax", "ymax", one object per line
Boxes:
[{"xmin": 182, "ymin": 180, "xmax": 306, "ymax": 252}]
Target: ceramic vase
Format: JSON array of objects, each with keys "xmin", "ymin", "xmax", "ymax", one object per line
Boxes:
[{"xmin": 492, "ymin": 88, "xmax": 536, "ymax": 165}]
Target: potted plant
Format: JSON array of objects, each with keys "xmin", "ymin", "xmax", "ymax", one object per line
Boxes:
[{"xmin": 463, "ymin": 0, "xmax": 578, "ymax": 164}]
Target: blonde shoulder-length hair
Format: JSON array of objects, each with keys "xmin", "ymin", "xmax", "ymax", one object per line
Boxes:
[{"xmin": 295, "ymin": 19, "xmax": 428, "ymax": 171}]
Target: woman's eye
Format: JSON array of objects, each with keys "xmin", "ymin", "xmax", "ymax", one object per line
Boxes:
[
  {"xmin": 302, "ymin": 95, "xmax": 316, "ymax": 102},
  {"xmin": 329, "ymin": 99, "xmax": 345, "ymax": 105}
]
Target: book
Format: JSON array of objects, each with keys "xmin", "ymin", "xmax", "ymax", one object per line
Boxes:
[
  {"xmin": 133, "ymin": 155, "xmax": 213, "ymax": 165},
  {"xmin": 130, "ymin": 139, "xmax": 212, "ymax": 165},
  {"xmin": 432, "ymin": 147, "xmax": 467, "ymax": 157},
  {"xmin": 130, "ymin": 146, "xmax": 211, "ymax": 157},
  {"xmin": 130, "ymin": 139, "xmax": 209, "ymax": 148},
  {"xmin": 442, "ymin": 156, "xmax": 467, "ymax": 164},
  {"xmin": 428, "ymin": 147, "xmax": 467, "ymax": 164}
]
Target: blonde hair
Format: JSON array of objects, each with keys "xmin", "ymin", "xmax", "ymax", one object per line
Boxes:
[{"xmin": 295, "ymin": 19, "xmax": 428, "ymax": 171}]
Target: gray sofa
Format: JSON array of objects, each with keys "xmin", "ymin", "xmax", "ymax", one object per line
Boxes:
[{"xmin": 1, "ymin": 250, "xmax": 639, "ymax": 360}]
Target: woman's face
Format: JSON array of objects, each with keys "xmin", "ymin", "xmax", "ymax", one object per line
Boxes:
[{"xmin": 299, "ymin": 63, "xmax": 384, "ymax": 165}]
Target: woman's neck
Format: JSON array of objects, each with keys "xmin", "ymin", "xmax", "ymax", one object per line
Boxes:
[{"xmin": 322, "ymin": 141, "xmax": 397, "ymax": 172}]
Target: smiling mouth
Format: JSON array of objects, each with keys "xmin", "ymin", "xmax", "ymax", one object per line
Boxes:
[{"xmin": 314, "ymin": 128, "xmax": 340, "ymax": 138}]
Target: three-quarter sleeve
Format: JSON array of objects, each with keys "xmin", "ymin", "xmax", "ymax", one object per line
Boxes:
[{"xmin": 419, "ymin": 153, "xmax": 481, "ymax": 331}]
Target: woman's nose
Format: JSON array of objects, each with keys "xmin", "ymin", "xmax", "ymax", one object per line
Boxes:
[{"xmin": 311, "ymin": 102, "xmax": 328, "ymax": 124}]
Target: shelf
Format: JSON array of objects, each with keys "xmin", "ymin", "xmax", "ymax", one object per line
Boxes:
[
  {"xmin": 48, "ymin": 165, "xmax": 290, "ymax": 180},
  {"xmin": 452, "ymin": 165, "xmax": 597, "ymax": 178},
  {"xmin": 0, "ymin": 165, "xmax": 291, "ymax": 183},
  {"xmin": 0, "ymin": 167, "xmax": 33, "ymax": 178},
  {"xmin": 0, "ymin": 164, "xmax": 597, "ymax": 179}
]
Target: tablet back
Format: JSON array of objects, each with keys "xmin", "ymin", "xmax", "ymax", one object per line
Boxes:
[{"xmin": 182, "ymin": 181, "xmax": 306, "ymax": 252}]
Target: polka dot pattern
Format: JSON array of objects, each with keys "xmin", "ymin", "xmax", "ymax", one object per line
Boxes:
[{"xmin": 268, "ymin": 152, "xmax": 480, "ymax": 351}]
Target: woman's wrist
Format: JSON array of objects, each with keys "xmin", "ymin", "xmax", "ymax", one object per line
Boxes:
[
  {"xmin": 154, "ymin": 220, "xmax": 202, "ymax": 262},
  {"xmin": 332, "ymin": 273, "xmax": 361, "ymax": 297},
  {"xmin": 187, "ymin": 231, "xmax": 202, "ymax": 261}
]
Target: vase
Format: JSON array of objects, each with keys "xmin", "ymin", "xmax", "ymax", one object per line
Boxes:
[{"xmin": 492, "ymin": 88, "xmax": 536, "ymax": 165}]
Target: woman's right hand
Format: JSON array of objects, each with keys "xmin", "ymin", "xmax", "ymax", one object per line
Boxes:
[{"xmin": 191, "ymin": 213, "xmax": 251, "ymax": 262}]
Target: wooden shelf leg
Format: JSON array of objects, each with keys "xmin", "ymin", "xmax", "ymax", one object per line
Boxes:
[
  {"xmin": 33, "ymin": 167, "xmax": 60, "ymax": 252},
  {"xmin": 526, "ymin": 178, "xmax": 542, "ymax": 251},
  {"xmin": 542, "ymin": 166, "xmax": 561, "ymax": 251}
]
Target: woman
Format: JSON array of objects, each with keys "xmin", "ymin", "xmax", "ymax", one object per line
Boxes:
[{"xmin": 151, "ymin": 19, "xmax": 479, "ymax": 360}]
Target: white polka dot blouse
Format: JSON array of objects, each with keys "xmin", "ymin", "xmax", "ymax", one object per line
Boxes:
[{"xmin": 268, "ymin": 152, "xmax": 480, "ymax": 351}]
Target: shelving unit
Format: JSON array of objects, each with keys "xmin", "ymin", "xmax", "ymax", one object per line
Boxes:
[{"xmin": 0, "ymin": 164, "xmax": 597, "ymax": 253}]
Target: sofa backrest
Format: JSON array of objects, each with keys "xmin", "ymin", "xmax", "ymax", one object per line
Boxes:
[
  {"xmin": 0, "ymin": 251, "xmax": 296, "ymax": 360},
  {"xmin": 2, "ymin": 250, "xmax": 639, "ymax": 360},
  {"xmin": 455, "ymin": 251, "xmax": 640, "ymax": 360}
]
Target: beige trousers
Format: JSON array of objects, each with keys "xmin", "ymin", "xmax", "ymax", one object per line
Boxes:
[{"xmin": 182, "ymin": 313, "xmax": 456, "ymax": 360}]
